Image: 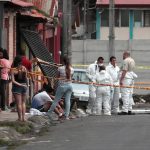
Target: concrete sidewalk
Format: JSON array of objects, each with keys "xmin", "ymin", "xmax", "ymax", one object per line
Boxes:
[
  {"xmin": 0, "ymin": 111, "xmax": 30, "ymax": 122},
  {"xmin": 0, "ymin": 102, "xmax": 150, "ymax": 122},
  {"xmin": 1, "ymin": 108, "xmax": 150, "ymax": 122},
  {"xmin": 0, "ymin": 111, "xmax": 18, "ymax": 121}
]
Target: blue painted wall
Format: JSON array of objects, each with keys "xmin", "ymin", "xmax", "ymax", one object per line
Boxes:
[
  {"xmin": 129, "ymin": 10, "xmax": 134, "ymax": 39},
  {"xmin": 96, "ymin": 10, "xmax": 100, "ymax": 39}
]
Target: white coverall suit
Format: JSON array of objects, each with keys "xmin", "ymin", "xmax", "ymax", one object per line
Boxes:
[
  {"xmin": 86, "ymin": 63, "xmax": 99, "ymax": 114},
  {"xmin": 94, "ymin": 70, "xmax": 113, "ymax": 115},
  {"xmin": 106, "ymin": 63, "xmax": 120, "ymax": 114},
  {"xmin": 120, "ymin": 57, "xmax": 137, "ymax": 113}
]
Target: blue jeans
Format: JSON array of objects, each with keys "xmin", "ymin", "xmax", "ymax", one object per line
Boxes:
[{"xmin": 48, "ymin": 83, "xmax": 73, "ymax": 117}]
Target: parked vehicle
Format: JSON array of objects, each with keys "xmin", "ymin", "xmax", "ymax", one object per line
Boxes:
[{"xmin": 72, "ymin": 69, "xmax": 89, "ymax": 105}]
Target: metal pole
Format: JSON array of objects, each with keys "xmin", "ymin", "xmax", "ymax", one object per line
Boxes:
[
  {"xmin": 62, "ymin": 0, "xmax": 72, "ymax": 61},
  {"xmin": 83, "ymin": 0, "xmax": 87, "ymax": 65},
  {"xmin": 0, "ymin": 3, "xmax": 4, "ymax": 47},
  {"xmin": 109, "ymin": 0, "xmax": 115, "ymax": 58}
]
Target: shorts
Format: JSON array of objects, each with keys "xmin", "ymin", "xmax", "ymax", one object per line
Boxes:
[{"xmin": 12, "ymin": 84, "xmax": 27, "ymax": 95}]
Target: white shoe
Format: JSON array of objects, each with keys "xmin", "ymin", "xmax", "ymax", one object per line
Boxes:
[
  {"xmin": 104, "ymin": 113, "xmax": 111, "ymax": 116},
  {"xmin": 94, "ymin": 113, "xmax": 101, "ymax": 116},
  {"xmin": 86, "ymin": 109, "xmax": 92, "ymax": 114}
]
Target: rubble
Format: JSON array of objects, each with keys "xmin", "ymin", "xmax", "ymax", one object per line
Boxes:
[{"xmin": 0, "ymin": 115, "xmax": 52, "ymax": 148}]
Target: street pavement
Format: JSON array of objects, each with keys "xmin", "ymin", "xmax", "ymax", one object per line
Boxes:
[{"xmin": 14, "ymin": 114, "xmax": 150, "ymax": 150}]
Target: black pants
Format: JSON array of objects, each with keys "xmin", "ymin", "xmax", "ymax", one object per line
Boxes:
[{"xmin": 0, "ymin": 79, "xmax": 8, "ymax": 110}]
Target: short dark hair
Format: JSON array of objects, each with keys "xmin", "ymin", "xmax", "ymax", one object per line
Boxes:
[
  {"xmin": 43, "ymin": 83, "xmax": 53, "ymax": 93},
  {"xmin": 97, "ymin": 56, "xmax": 104, "ymax": 61},
  {"xmin": 3, "ymin": 49, "xmax": 9, "ymax": 60},
  {"xmin": 0, "ymin": 47, "xmax": 4, "ymax": 53},
  {"xmin": 109, "ymin": 56, "xmax": 116, "ymax": 62},
  {"xmin": 12, "ymin": 55, "xmax": 22, "ymax": 67}
]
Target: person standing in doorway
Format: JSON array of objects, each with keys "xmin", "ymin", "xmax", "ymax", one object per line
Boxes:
[
  {"xmin": 86, "ymin": 56, "xmax": 104, "ymax": 115},
  {"xmin": 119, "ymin": 51, "xmax": 137, "ymax": 115},
  {"xmin": 0, "ymin": 48, "xmax": 11, "ymax": 111},
  {"xmin": 106, "ymin": 56, "xmax": 120, "ymax": 114}
]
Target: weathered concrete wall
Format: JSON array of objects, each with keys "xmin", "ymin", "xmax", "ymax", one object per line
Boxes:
[
  {"xmin": 72, "ymin": 39, "xmax": 150, "ymax": 95},
  {"xmin": 100, "ymin": 27, "xmax": 150, "ymax": 40},
  {"xmin": 72, "ymin": 39, "xmax": 150, "ymax": 66}
]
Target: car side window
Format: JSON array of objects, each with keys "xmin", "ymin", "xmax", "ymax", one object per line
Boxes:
[
  {"xmin": 81, "ymin": 72, "xmax": 90, "ymax": 82},
  {"xmin": 72, "ymin": 71, "xmax": 81, "ymax": 81},
  {"xmin": 73, "ymin": 70, "xmax": 90, "ymax": 82}
]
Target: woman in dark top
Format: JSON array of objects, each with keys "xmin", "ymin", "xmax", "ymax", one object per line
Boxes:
[{"xmin": 11, "ymin": 56, "xmax": 28, "ymax": 122}]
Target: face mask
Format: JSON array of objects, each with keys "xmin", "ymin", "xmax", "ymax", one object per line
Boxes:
[{"xmin": 98, "ymin": 63, "xmax": 103, "ymax": 67}]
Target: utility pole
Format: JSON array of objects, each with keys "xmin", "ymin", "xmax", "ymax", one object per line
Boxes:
[
  {"xmin": 62, "ymin": 0, "xmax": 72, "ymax": 61},
  {"xmin": 109, "ymin": 0, "xmax": 115, "ymax": 57},
  {"xmin": 83, "ymin": 0, "xmax": 87, "ymax": 65}
]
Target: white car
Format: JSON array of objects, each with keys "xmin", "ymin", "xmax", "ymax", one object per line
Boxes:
[{"xmin": 72, "ymin": 69, "xmax": 89, "ymax": 102}]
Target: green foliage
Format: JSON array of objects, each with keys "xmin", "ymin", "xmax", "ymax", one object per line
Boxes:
[
  {"xmin": 0, "ymin": 139, "xmax": 9, "ymax": 146},
  {"xmin": 0, "ymin": 139, "xmax": 27, "ymax": 149},
  {"xmin": 0, "ymin": 121, "xmax": 33, "ymax": 134}
]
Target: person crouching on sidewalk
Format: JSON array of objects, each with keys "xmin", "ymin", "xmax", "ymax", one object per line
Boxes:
[{"xmin": 31, "ymin": 84, "xmax": 64, "ymax": 117}]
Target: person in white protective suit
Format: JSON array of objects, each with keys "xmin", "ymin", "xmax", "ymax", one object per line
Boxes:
[
  {"xmin": 119, "ymin": 51, "xmax": 137, "ymax": 115},
  {"xmin": 86, "ymin": 57, "xmax": 104, "ymax": 115},
  {"xmin": 94, "ymin": 65, "xmax": 113, "ymax": 115},
  {"xmin": 106, "ymin": 56, "xmax": 120, "ymax": 114}
]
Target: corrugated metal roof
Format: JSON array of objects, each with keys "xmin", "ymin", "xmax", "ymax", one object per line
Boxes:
[
  {"xmin": 96, "ymin": 0, "xmax": 150, "ymax": 6},
  {"xmin": 20, "ymin": 9, "xmax": 47, "ymax": 19},
  {"xmin": 24, "ymin": 0, "xmax": 53, "ymax": 15},
  {"xmin": 10, "ymin": 0, "xmax": 33, "ymax": 7}
]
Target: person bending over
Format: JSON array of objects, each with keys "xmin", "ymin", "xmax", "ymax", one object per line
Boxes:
[{"xmin": 31, "ymin": 84, "xmax": 63, "ymax": 117}]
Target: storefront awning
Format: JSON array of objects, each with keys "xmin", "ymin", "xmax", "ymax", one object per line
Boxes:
[
  {"xmin": 11, "ymin": 0, "xmax": 33, "ymax": 7},
  {"xmin": 20, "ymin": 9, "xmax": 47, "ymax": 20},
  {"xmin": 1, "ymin": 0, "xmax": 33, "ymax": 7}
]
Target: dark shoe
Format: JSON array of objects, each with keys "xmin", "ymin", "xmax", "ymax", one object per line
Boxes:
[
  {"xmin": 118, "ymin": 112, "xmax": 128, "ymax": 115},
  {"xmin": 128, "ymin": 111, "xmax": 135, "ymax": 115}
]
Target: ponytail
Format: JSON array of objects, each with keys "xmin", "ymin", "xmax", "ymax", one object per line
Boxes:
[{"xmin": 63, "ymin": 56, "xmax": 71, "ymax": 80}]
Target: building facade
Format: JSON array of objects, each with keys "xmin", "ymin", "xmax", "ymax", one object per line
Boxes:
[
  {"xmin": 0, "ymin": 0, "xmax": 61, "ymax": 104},
  {"xmin": 96, "ymin": 0, "xmax": 150, "ymax": 40}
]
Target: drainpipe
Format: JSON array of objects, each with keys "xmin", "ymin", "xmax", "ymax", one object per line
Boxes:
[
  {"xmin": 83, "ymin": 0, "xmax": 87, "ymax": 65},
  {"xmin": 54, "ymin": 24, "xmax": 61, "ymax": 63},
  {"xmin": 0, "ymin": 3, "xmax": 4, "ymax": 47}
]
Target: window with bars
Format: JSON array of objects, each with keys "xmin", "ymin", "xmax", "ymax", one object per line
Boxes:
[
  {"xmin": 101, "ymin": 9, "xmax": 129, "ymax": 27},
  {"xmin": 121, "ymin": 10, "xmax": 129, "ymax": 27},
  {"xmin": 134, "ymin": 10, "xmax": 142, "ymax": 27},
  {"xmin": 101, "ymin": 9, "xmax": 109, "ymax": 26},
  {"xmin": 144, "ymin": 10, "xmax": 150, "ymax": 27}
]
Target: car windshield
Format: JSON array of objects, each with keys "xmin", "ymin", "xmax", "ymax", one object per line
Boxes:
[{"xmin": 73, "ymin": 70, "xmax": 90, "ymax": 82}]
